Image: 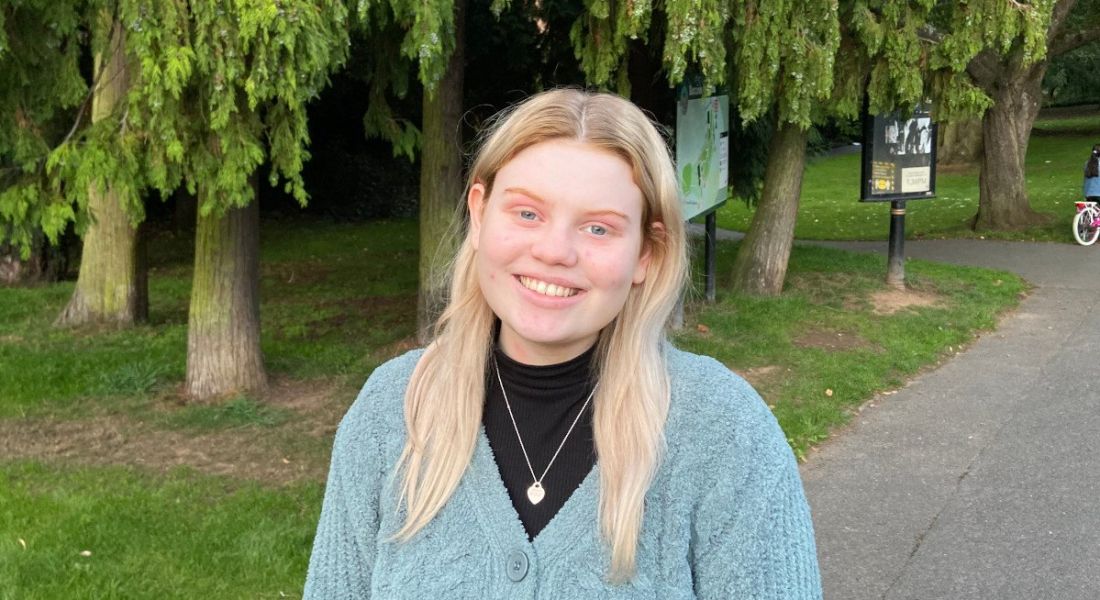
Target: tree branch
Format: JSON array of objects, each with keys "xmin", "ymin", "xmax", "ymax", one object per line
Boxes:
[{"xmin": 1049, "ymin": 23, "xmax": 1100, "ymax": 57}]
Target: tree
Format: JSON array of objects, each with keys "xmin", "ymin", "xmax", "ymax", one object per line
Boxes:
[
  {"xmin": 176, "ymin": 1, "xmax": 350, "ymax": 400},
  {"xmin": 934, "ymin": 0, "xmax": 1100, "ymax": 229},
  {"xmin": 416, "ymin": 0, "xmax": 467, "ymax": 341},
  {"xmin": 55, "ymin": 15, "xmax": 148, "ymax": 326},
  {"xmin": 64, "ymin": 1, "xmax": 350, "ymax": 400},
  {"xmin": 2, "ymin": 3, "xmax": 161, "ymax": 322},
  {"xmin": 727, "ymin": 1, "xmax": 840, "ymax": 296}
]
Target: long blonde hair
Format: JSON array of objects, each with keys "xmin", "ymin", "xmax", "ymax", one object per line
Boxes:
[{"xmin": 394, "ymin": 89, "xmax": 688, "ymax": 581}]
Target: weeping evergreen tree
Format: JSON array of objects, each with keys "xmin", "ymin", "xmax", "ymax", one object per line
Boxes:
[
  {"xmin": 412, "ymin": 0, "xmax": 467, "ymax": 341},
  {"xmin": 43, "ymin": 1, "xmax": 348, "ymax": 400},
  {"xmin": 933, "ymin": 0, "xmax": 1100, "ymax": 230},
  {"xmin": 346, "ymin": 0, "xmax": 460, "ymax": 340},
  {"xmin": 55, "ymin": 13, "xmax": 149, "ymax": 326},
  {"xmin": 171, "ymin": 1, "xmax": 350, "ymax": 400},
  {"xmin": 726, "ymin": 1, "xmax": 840, "ymax": 296},
  {"xmin": 2, "ymin": 2, "xmax": 160, "ymax": 322}
]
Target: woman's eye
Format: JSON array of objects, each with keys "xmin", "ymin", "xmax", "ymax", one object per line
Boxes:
[
  {"xmin": 586, "ymin": 224, "xmax": 608, "ymax": 236},
  {"xmin": 519, "ymin": 210, "xmax": 537, "ymax": 221}
]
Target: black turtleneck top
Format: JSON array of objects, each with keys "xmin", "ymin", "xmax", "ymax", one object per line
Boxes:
[{"xmin": 483, "ymin": 344, "xmax": 598, "ymax": 540}]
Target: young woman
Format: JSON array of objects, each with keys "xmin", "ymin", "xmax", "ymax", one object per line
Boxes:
[
  {"xmin": 1085, "ymin": 144, "xmax": 1100, "ymax": 201},
  {"xmin": 304, "ymin": 89, "xmax": 821, "ymax": 598}
]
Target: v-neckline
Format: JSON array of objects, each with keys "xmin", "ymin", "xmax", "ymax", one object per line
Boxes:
[{"xmin": 467, "ymin": 425, "xmax": 600, "ymax": 562}]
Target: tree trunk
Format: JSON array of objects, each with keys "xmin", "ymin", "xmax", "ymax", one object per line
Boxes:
[
  {"xmin": 973, "ymin": 62, "xmax": 1049, "ymax": 230},
  {"xmin": 56, "ymin": 19, "xmax": 148, "ymax": 327},
  {"xmin": 416, "ymin": 0, "xmax": 467, "ymax": 342},
  {"xmin": 185, "ymin": 197, "xmax": 266, "ymax": 401},
  {"xmin": 730, "ymin": 122, "xmax": 808, "ymax": 297},
  {"xmin": 936, "ymin": 118, "xmax": 983, "ymax": 167}
]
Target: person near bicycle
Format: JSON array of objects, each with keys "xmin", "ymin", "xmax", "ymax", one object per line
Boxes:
[{"xmin": 1085, "ymin": 143, "xmax": 1100, "ymax": 201}]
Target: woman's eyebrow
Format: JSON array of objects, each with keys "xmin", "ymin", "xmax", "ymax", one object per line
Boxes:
[
  {"xmin": 502, "ymin": 187, "xmax": 546, "ymax": 203},
  {"xmin": 586, "ymin": 209, "xmax": 630, "ymax": 221}
]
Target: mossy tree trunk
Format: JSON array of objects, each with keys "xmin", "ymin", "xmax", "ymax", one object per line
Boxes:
[
  {"xmin": 972, "ymin": 51, "xmax": 1048, "ymax": 230},
  {"xmin": 56, "ymin": 20, "xmax": 148, "ymax": 327},
  {"xmin": 416, "ymin": 0, "xmax": 467, "ymax": 342},
  {"xmin": 730, "ymin": 122, "xmax": 808, "ymax": 297},
  {"xmin": 185, "ymin": 196, "xmax": 265, "ymax": 401}
]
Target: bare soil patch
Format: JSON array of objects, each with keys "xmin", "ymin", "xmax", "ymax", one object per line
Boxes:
[
  {"xmin": 0, "ymin": 376, "xmax": 358, "ymax": 486},
  {"xmin": 870, "ymin": 288, "xmax": 944, "ymax": 315},
  {"xmin": 736, "ymin": 365, "xmax": 783, "ymax": 388}
]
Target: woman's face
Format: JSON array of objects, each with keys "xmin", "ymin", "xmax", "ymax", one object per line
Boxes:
[{"xmin": 468, "ymin": 139, "xmax": 655, "ymax": 365}]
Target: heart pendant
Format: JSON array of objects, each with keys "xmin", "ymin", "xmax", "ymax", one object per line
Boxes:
[{"xmin": 526, "ymin": 482, "xmax": 545, "ymax": 505}]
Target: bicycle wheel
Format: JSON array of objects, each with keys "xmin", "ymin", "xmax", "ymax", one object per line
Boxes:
[{"xmin": 1074, "ymin": 210, "xmax": 1100, "ymax": 246}]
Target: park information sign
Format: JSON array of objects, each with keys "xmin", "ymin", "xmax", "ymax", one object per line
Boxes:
[
  {"xmin": 676, "ymin": 84, "xmax": 730, "ymax": 220},
  {"xmin": 861, "ymin": 108, "xmax": 938, "ymax": 202}
]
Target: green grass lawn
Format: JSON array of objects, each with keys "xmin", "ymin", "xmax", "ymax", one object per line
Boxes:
[
  {"xmin": 676, "ymin": 241, "xmax": 1025, "ymax": 459},
  {"xmin": 716, "ymin": 111, "xmax": 1100, "ymax": 241},
  {"xmin": 0, "ymin": 462, "xmax": 321, "ymax": 599},
  {"xmin": 0, "ymin": 220, "xmax": 418, "ymax": 420}
]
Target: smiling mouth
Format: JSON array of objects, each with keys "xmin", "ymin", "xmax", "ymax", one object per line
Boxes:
[{"xmin": 517, "ymin": 275, "xmax": 580, "ymax": 298}]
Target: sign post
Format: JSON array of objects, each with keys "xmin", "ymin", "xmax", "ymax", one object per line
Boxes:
[
  {"xmin": 860, "ymin": 107, "xmax": 937, "ymax": 288},
  {"xmin": 676, "ymin": 80, "xmax": 729, "ymax": 303}
]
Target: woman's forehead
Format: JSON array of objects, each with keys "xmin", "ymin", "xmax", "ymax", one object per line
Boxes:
[{"xmin": 492, "ymin": 140, "xmax": 644, "ymax": 212}]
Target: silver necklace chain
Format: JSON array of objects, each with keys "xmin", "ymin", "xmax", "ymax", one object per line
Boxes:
[{"xmin": 491, "ymin": 353, "xmax": 597, "ymax": 505}]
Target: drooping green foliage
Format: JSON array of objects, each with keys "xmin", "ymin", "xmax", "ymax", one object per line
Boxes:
[
  {"xmin": 0, "ymin": 1, "xmax": 87, "ymax": 256},
  {"xmin": 730, "ymin": 1, "xmax": 840, "ymax": 128},
  {"xmin": 139, "ymin": 0, "xmax": 351, "ymax": 215},
  {"xmin": 570, "ymin": 0, "xmax": 659, "ymax": 91},
  {"xmin": 928, "ymin": 0, "xmax": 1056, "ymax": 121},
  {"xmin": 350, "ymin": 3, "xmax": 422, "ymax": 160},
  {"xmin": 1, "ymin": 0, "xmax": 351, "ymax": 255}
]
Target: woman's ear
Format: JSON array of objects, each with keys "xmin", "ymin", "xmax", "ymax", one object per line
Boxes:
[
  {"xmin": 467, "ymin": 182, "xmax": 487, "ymax": 251},
  {"xmin": 633, "ymin": 221, "xmax": 664, "ymax": 285}
]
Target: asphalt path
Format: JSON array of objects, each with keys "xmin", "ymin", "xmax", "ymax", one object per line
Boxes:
[{"xmin": 699, "ymin": 228, "xmax": 1100, "ymax": 599}]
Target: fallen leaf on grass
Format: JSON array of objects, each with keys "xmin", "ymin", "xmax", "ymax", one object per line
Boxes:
[
  {"xmin": 18, "ymin": 538, "xmax": 26, "ymax": 550},
  {"xmin": 696, "ymin": 324, "xmax": 710, "ymax": 334}
]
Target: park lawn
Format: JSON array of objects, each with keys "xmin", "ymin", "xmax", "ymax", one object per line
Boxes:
[
  {"xmin": 0, "ymin": 218, "xmax": 1025, "ymax": 597},
  {"xmin": 0, "ymin": 219, "xmax": 419, "ymax": 420},
  {"xmin": 676, "ymin": 241, "xmax": 1026, "ymax": 459},
  {"xmin": 716, "ymin": 110, "xmax": 1100, "ymax": 241},
  {"xmin": 0, "ymin": 462, "xmax": 321, "ymax": 600}
]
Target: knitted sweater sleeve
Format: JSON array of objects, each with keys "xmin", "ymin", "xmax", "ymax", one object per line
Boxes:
[
  {"xmin": 688, "ymin": 366, "xmax": 822, "ymax": 600},
  {"xmin": 302, "ymin": 373, "xmax": 390, "ymax": 599}
]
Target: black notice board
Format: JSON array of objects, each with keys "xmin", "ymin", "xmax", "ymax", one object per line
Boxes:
[{"xmin": 861, "ymin": 108, "xmax": 938, "ymax": 202}]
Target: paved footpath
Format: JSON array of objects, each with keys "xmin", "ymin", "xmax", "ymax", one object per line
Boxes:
[{"xmin": 795, "ymin": 239, "xmax": 1100, "ymax": 599}]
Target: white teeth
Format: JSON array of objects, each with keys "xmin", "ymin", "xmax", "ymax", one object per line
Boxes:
[{"xmin": 519, "ymin": 276, "xmax": 578, "ymax": 297}]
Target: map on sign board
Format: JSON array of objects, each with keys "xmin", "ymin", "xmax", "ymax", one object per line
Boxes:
[{"xmin": 676, "ymin": 92, "xmax": 729, "ymax": 220}]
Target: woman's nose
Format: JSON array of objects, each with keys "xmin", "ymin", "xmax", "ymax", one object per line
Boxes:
[{"xmin": 530, "ymin": 224, "xmax": 578, "ymax": 266}]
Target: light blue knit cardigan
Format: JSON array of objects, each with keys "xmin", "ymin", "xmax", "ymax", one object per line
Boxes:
[{"xmin": 304, "ymin": 346, "xmax": 821, "ymax": 599}]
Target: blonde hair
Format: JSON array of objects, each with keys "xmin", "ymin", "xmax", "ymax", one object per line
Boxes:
[{"xmin": 394, "ymin": 88, "xmax": 688, "ymax": 582}]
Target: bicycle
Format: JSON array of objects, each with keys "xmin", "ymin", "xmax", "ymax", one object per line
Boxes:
[{"xmin": 1073, "ymin": 200, "xmax": 1100, "ymax": 245}]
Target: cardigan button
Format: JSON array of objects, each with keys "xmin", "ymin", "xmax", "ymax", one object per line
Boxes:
[{"xmin": 506, "ymin": 550, "xmax": 529, "ymax": 582}]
